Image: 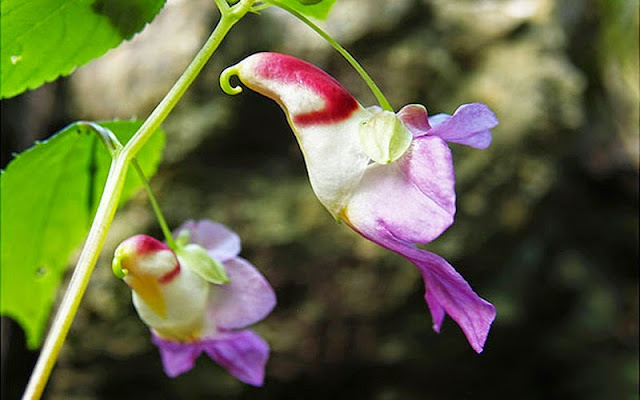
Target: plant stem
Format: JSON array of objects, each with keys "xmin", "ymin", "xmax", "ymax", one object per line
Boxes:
[
  {"xmin": 21, "ymin": 2, "xmax": 255, "ymax": 399},
  {"xmin": 267, "ymin": 0, "xmax": 394, "ymax": 111},
  {"xmin": 131, "ymin": 159, "xmax": 176, "ymax": 249},
  {"xmin": 79, "ymin": 121, "xmax": 177, "ymax": 249}
]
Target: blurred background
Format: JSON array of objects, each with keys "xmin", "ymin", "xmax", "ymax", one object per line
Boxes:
[{"xmin": 1, "ymin": 0, "xmax": 638, "ymax": 399}]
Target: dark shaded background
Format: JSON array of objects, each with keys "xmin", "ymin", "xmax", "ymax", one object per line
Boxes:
[{"xmin": 1, "ymin": 0, "xmax": 638, "ymax": 399}]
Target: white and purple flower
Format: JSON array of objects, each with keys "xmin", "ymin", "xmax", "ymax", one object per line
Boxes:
[
  {"xmin": 112, "ymin": 220, "xmax": 276, "ymax": 385},
  {"xmin": 221, "ymin": 52, "xmax": 498, "ymax": 353}
]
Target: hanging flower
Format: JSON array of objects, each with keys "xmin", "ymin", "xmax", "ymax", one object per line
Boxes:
[
  {"xmin": 221, "ymin": 52, "xmax": 498, "ymax": 352},
  {"xmin": 112, "ymin": 219, "xmax": 276, "ymax": 385}
]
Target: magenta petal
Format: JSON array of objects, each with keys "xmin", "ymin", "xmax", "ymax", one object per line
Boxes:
[
  {"xmin": 426, "ymin": 103, "xmax": 498, "ymax": 149},
  {"xmin": 414, "ymin": 251, "xmax": 496, "ymax": 353},
  {"xmin": 175, "ymin": 220, "xmax": 241, "ymax": 262},
  {"xmin": 151, "ymin": 334, "xmax": 203, "ymax": 377},
  {"xmin": 208, "ymin": 257, "xmax": 276, "ymax": 330},
  {"xmin": 347, "ymin": 221, "xmax": 496, "ymax": 353},
  {"xmin": 202, "ymin": 330, "xmax": 269, "ymax": 386},
  {"xmin": 424, "ymin": 290, "xmax": 445, "ymax": 333}
]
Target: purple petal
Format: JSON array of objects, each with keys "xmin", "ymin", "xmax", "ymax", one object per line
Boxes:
[
  {"xmin": 414, "ymin": 250, "xmax": 496, "ymax": 353},
  {"xmin": 426, "ymin": 103, "xmax": 498, "ymax": 149},
  {"xmin": 397, "ymin": 104, "xmax": 431, "ymax": 137},
  {"xmin": 424, "ymin": 290, "xmax": 445, "ymax": 333},
  {"xmin": 343, "ymin": 220, "xmax": 496, "ymax": 353},
  {"xmin": 427, "ymin": 113, "xmax": 451, "ymax": 128},
  {"xmin": 207, "ymin": 257, "xmax": 276, "ymax": 331},
  {"xmin": 345, "ymin": 135, "xmax": 455, "ymax": 244},
  {"xmin": 151, "ymin": 333, "xmax": 203, "ymax": 377},
  {"xmin": 175, "ymin": 220, "xmax": 241, "ymax": 262},
  {"xmin": 202, "ymin": 330, "xmax": 269, "ymax": 386}
]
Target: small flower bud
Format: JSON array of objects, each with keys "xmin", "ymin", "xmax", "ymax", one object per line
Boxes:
[{"xmin": 359, "ymin": 110, "xmax": 413, "ymax": 164}]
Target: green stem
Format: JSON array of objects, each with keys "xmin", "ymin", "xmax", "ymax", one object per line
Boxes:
[
  {"xmin": 21, "ymin": 2, "xmax": 255, "ymax": 399},
  {"xmin": 131, "ymin": 159, "xmax": 176, "ymax": 249},
  {"xmin": 267, "ymin": 0, "xmax": 394, "ymax": 111},
  {"xmin": 78, "ymin": 121, "xmax": 177, "ymax": 249}
]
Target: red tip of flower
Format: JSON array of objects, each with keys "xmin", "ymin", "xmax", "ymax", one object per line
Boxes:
[
  {"xmin": 129, "ymin": 235, "xmax": 170, "ymax": 255},
  {"xmin": 254, "ymin": 53, "xmax": 359, "ymax": 126}
]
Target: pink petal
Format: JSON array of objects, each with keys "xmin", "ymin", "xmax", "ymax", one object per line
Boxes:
[
  {"xmin": 397, "ymin": 104, "xmax": 431, "ymax": 137},
  {"xmin": 207, "ymin": 257, "xmax": 276, "ymax": 331},
  {"xmin": 174, "ymin": 220, "xmax": 241, "ymax": 262},
  {"xmin": 202, "ymin": 330, "xmax": 269, "ymax": 386},
  {"xmin": 345, "ymin": 221, "xmax": 496, "ymax": 353},
  {"xmin": 426, "ymin": 103, "xmax": 498, "ymax": 149},
  {"xmin": 151, "ymin": 333, "xmax": 203, "ymax": 377},
  {"xmin": 398, "ymin": 135, "xmax": 457, "ymax": 223},
  {"xmin": 345, "ymin": 135, "xmax": 455, "ymax": 244}
]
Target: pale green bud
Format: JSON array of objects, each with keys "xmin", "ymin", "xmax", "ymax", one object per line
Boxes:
[{"xmin": 358, "ymin": 110, "xmax": 412, "ymax": 164}]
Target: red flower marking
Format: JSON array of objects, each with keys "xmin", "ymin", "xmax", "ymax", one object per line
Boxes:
[
  {"xmin": 158, "ymin": 263, "xmax": 181, "ymax": 284},
  {"xmin": 255, "ymin": 53, "xmax": 359, "ymax": 126},
  {"xmin": 132, "ymin": 235, "xmax": 170, "ymax": 255}
]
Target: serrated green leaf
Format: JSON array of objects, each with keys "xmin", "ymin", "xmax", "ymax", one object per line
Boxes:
[
  {"xmin": 277, "ymin": 0, "xmax": 337, "ymax": 20},
  {"xmin": 0, "ymin": 120, "xmax": 165, "ymax": 348},
  {"xmin": 175, "ymin": 244, "xmax": 230, "ymax": 285},
  {"xmin": 0, "ymin": 0, "xmax": 166, "ymax": 99}
]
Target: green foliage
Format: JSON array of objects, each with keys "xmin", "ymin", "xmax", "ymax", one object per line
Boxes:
[
  {"xmin": 278, "ymin": 0, "xmax": 336, "ymax": 19},
  {"xmin": 0, "ymin": 121, "xmax": 165, "ymax": 348},
  {"xmin": 0, "ymin": 0, "xmax": 166, "ymax": 99}
]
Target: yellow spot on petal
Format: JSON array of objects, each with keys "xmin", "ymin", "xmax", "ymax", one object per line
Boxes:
[{"xmin": 127, "ymin": 273, "xmax": 167, "ymax": 318}]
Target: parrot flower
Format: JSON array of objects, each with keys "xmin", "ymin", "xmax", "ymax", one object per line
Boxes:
[
  {"xmin": 112, "ymin": 220, "xmax": 276, "ymax": 385},
  {"xmin": 220, "ymin": 52, "xmax": 498, "ymax": 353}
]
